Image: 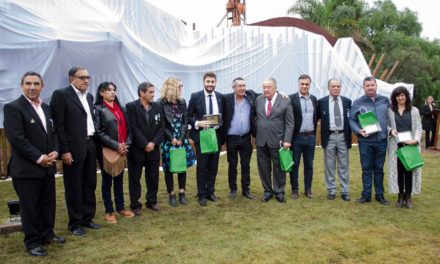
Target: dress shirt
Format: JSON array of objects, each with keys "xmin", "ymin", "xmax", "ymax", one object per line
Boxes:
[
  {"xmin": 329, "ymin": 95, "xmax": 344, "ymax": 131},
  {"xmin": 72, "ymin": 85, "xmax": 95, "ymax": 136},
  {"xmin": 265, "ymin": 92, "xmax": 278, "ymax": 116},
  {"xmin": 299, "ymin": 93, "xmax": 314, "ymax": 132},
  {"xmin": 204, "ymin": 90, "xmax": 219, "ymax": 115},
  {"xmin": 228, "ymin": 95, "xmax": 251, "ymax": 136}
]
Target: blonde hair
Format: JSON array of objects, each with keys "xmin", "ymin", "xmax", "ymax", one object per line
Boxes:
[{"xmin": 161, "ymin": 77, "xmax": 181, "ymax": 103}]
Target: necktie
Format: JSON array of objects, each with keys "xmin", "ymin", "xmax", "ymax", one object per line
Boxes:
[
  {"xmin": 334, "ymin": 97, "xmax": 342, "ymax": 127},
  {"xmin": 208, "ymin": 94, "xmax": 213, "ymax": 115},
  {"xmin": 266, "ymin": 98, "xmax": 272, "ymax": 117}
]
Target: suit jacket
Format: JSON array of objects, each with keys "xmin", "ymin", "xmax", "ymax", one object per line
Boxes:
[
  {"xmin": 4, "ymin": 95, "xmax": 59, "ymax": 178},
  {"xmin": 223, "ymin": 90, "xmax": 257, "ymax": 138},
  {"xmin": 255, "ymin": 94, "xmax": 294, "ymax": 148},
  {"xmin": 50, "ymin": 85, "xmax": 95, "ymax": 160},
  {"xmin": 94, "ymin": 103, "xmax": 131, "ymax": 150},
  {"xmin": 158, "ymin": 98, "xmax": 188, "ymax": 142},
  {"xmin": 317, "ymin": 95, "xmax": 352, "ymax": 149},
  {"xmin": 289, "ymin": 92, "xmax": 318, "ymax": 136},
  {"xmin": 187, "ymin": 90, "xmax": 225, "ymax": 144},
  {"xmin": 125, "ymin": 99, "xmax": 164, "ymax": 162}
]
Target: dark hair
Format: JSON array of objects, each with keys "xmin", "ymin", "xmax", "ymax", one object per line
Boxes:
[
  {"xmin": 20, "ymin": 71, "xmax": 43, "ymax": 86},
  {"xmin": 390, "ymin": 86, "xmax": 412, "ymax": 111},
  {"xmin": 363, "ymin": 76, "xmax": 376, "ymax": 86},
  {"xmin": 298, "ymin": 74, "xmax": 312, "ymax": 82},
  {"xmin": 232, "ymin": 77, "xmax": 245, "ymax": 86},
  {"xmin": 95, "ymin": 81, "xmax": 120, "ymax": 106},
  {"xmin": 138, "ymin": 82, "xmax": 155, "ymax": 97},
  {"xmin": 203, "ymin": 72, "xmax": 217, "ymax": 81},
  {"xmin": 68, "ymin": 66, "xmax": 86, "ymax": 77}
]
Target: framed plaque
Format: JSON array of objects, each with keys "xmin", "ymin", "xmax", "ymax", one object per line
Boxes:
[{"xmin": 203, "ymin": 114, "xmax": 222, "ymax": 126}]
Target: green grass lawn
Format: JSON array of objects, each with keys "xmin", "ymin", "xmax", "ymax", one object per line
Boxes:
[{"xmin": 0, "ymin": 147, "xmax": 439, "ymax": 263}]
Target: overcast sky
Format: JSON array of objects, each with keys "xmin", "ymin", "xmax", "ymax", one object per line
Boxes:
[{"xmin": 146, "ymin": 0, "xmax": 439, "ymax": 40}]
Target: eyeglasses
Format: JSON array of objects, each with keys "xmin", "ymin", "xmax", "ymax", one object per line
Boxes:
[{"xmin": 75, "ymin": 75, "xmax": 91, "ymax": 81}]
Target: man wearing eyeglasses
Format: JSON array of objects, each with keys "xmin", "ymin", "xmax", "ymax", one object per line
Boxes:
[{"xmin": 50, "ymin": 66, "xmax": 101, "ymax": 237}]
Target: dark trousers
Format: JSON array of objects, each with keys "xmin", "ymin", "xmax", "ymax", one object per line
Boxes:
[
  {"xmin": 257, "ymin": 145, "xmax": 285, "ymax": 196},
  {"xmin": 226, "ymin": 134, "xmax": 252, "ymax": 193},
  {"xmin": 128, "ymin": 158, "xmax": 160, "ymax": 208},
  {"xmin": 194, "ymin": 141, "xmax": 220, "ymax": 199},
  {"xmin": 101, "ymin": 171, "xmax": 125, "ymax": 214},
  {"xmin": 425, "ymin": 128, "xmax": 435, "ymax": 148},
  {"xmin": 290, "ymin": 135, "xmax": 316, "ymax": 192},
  {"xmin": 358, "ymin": 139, "xmax": 387, "ymax": 200},
  {"xmin": 397, "ymin": 159, "xmax": 413, "ymax": 195},
  {"xmin": 63, "ymin": 139, "xmax": 97, "ymax": 229},
  {"xmin": 164, "ymin": 170, "xmax": 186, "ymax": 194},
  {"xmin": 13, "ymin": 175, "xmax": 56, "ymax": 250}
]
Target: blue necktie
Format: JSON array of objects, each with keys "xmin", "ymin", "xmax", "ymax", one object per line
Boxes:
[{"xmin": 208, "ymin": 94, "xmax": 213, "ymax": 115}]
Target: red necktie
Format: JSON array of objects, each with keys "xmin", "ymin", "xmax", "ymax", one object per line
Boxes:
[{"xmin": 266, "ymin": 98, "xmax": 272, "ymax": 117}]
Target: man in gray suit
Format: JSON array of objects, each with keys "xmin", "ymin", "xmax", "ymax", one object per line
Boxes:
[{"xmin": 255, "ymin": 78, "xmax": 294, "ymax": 203}]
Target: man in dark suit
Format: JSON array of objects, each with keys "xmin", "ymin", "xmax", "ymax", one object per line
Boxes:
[
  {"xmin": 187, "ymin": 72, "xmax": 225, "ymax": 206},
  {"xmin": 317, "ymin": 78, "xmax": 352, "ymax": 201},
  {"xmin": 4, "ymin": 72, "xmax": 65, "ymax": 256},
  {"xmin": 289, "ymin": 74, "xmax": 318, "ymax": 199},
  {"xmin": 223, "ymin": 77, "xmax": 256, "ymax": 199},
  {"xmin": 255, "ymin": 78, "xmax": 294, "ymax": 203},
  {"xmin": 50, "ymin": 66, "xmax": 101, "ymax": 237},
  {"xmin": 126, "ymin": 82, "xmax": 164, "ymax": 214}
]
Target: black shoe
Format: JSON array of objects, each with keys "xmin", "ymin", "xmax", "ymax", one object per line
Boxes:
[
  {"xmin": 228, "ymin": 190, "xmax": 237, "ymax": 198},
  {"xmin": 146, "ymin": 204, "xmax": 161, "ymax": 211},
  {"xmin": 45, "ymin": 235, "xmax": 66, "ymax": 244},
  {"xmin": 261, "ymin": 194, "xmax": 273, "ymax": 202},
  {"xmin": 242, "ymin": 191, "xmax": 254, "ymax": 200},
  {"xmin": 305, "ymin": 189, "xmax": 312, "ymax": 198},
  {"xmin": 28, "ymin": 246, "xmax": 47, "ymax": 257},
  {"xmin": 69, "ymin": 227, "xmax": 86, "ymax": 237},
  {"xmin": 206, "ymin": 194, "xmax": 217, "ymax": 202},
  {"xmin": 275, "ymin": 195, "xmax": 286, "ymax": 203},
  {"xmin": 356, "ymin": 197, "xmax": 371, "ymax": 203},
  {"xmin": 179, "ymin": 193, "xmax": 188, "ymax": 205},
  {"xmin": 198, "ymin": 198, "xmax": 208, "ymax": 206},
  {"xmin": 82, "ymin": 221, "xmax": 102, "ymax": 229},
  {"xmin": 327, "ymin": 194, "xmax": 336, "ymax": 200},
  {"xmin": 169, "ymin": 194, "xmax": 177, "ymax": 207},
  {"xmin": 291, "ymin": 190, "xmax": 298, "ymax": 200},
  {"xmin": 131, "ymin": 207, "xmax": 142, "ymax": 216},
  {"xmin": 341, "ymin": 194, "xmax": 351, "ymax": 201},
  {"xmin": 376, "ymin": 197, "xmax": 390, "ymax": 205}
]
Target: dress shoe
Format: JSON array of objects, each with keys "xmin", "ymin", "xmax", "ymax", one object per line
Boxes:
[
  {"xmin": 169, "ymin": 194, "xmax": 178, "ymax": 207},
  {"xmin": 405, "ymin": 194, "xmax": 413, "ymax": 208},
  {"xmin": 356, "ymin": 197, "xmax": 371, "ymax": 203},
  {"xmin": 146, "ymin": 204, "xmax": 161, "ymax": 211},
  {"xmin": 242, "ymin": 191, "xmax": 254, "ymax": 200},
  {"xmin": 131, "ymin": 207, "xmax": 142, "ymax": 216},
  {"xmin": 206, "ymin": 194, "xmax": 217, "ymax": 202},
  {"xmin": 291, "ymin": 190, "xmax": 299, "ymax": 200},
  {"xmin": 341, "ymin": 194, "xmax": 351, "ymax": 201},
  {"xmin": 375, "ymin": 197, "xmax": 390, "ymax": 205},
  {"xmin": 228, "ymin": 190, "xmax": 237, "ymax": 198},
  {"xmin": 198, "ymin": 198, "xmax": 208, "ymax": 206},
  {"xmin": 105, "ymin": 213, "xmax": 117, "ymax": 224},
  {"xmin": 179, "ymin": 193, "xmax": 188, "ymax": 205},
  {"xmin": 261, "ymin": 194, "xmax": 273, "ymax": 202},
  {"xmin": 118, "ymin": 209, "xmax": 135, "ymax": 218},
  {"xmin": 28, "ymin": 246, "xmax": 47, "ymax": 257},
  {"xmin": 45, "ymin": 235, "xmax": 66, "ymax": 244},
  {"xmin": 69, "ymin": 227, "xmax": 86, "ymax": 237},
  {"xmin": 275, "ymin": 195, "xmax": 286, "ymax": 203},
  {"xmin": 82, "ymin": 221, "xmax": 102, "ymax": 229},
  {"xmin": 305, "ymin": 189, "xmax": 312, "ymax": 199},
  {"xmin": 327, "ymin": 194, "xmax": 336, "ymax": 200}
]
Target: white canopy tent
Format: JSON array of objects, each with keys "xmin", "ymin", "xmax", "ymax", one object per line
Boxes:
[{"xmin": 0, "ymin": 0, "xmax": 413, "ymax": 126}]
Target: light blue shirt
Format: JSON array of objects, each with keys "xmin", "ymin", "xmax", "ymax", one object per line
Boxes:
[
  {"xmin": 299, "ymin": 94, "xmax": 315, "ymax": 132},
  {"xmin": 228, "ymin": 95, "xmax": 251, "ymax": 136}
]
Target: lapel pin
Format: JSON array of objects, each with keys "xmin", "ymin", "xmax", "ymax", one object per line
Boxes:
[{"xmin": 30, "ymin": 118, "xmax": 35, "ymax": 124}]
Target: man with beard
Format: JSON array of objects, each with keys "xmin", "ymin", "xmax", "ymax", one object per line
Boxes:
[{"xmin": 187, "ymin": 72, "xmax": 225, "ymax": 206}]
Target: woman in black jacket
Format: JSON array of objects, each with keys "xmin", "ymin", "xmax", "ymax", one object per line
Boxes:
[
  {"xmin": 95, "ymin": 82, "xmax": 134, "ymax": 223},
  {"xmin": 420, "ymin": 96, "xmax": 437, "ymax": 148}
]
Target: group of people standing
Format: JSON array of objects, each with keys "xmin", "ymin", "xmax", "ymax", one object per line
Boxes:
[{"xmin": 3, "ymin": 67, "xmax": 428, "ymax": 257}]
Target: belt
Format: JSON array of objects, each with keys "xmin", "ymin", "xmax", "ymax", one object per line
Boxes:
[
  {"xmin": 228, "ymin": 133, "xmax": 251, "ymax": 139},
  {"xmin": 298, "ymin": 131, "xmax": 315, "ymax": 136},
  {"xmin": 329, "ymin": 130, "xmax": 343, "ymax": 134}
]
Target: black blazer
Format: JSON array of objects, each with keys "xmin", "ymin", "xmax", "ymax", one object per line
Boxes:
[
  {"xmin": 50, "ymin": 85, "xmax": 95, "ymax": 160},
  {"xmin": 420, "ymin": 104, "xmax": 436, "ymax": 131},
  {"xmin": 125, "ymin": 99, "xmax": 164, "ymax": 162},
  {"xmin": 290, "ymin": 92, "xmax": 318, "ymax": 136},
  {"xmin": 94, "ymin": 103, "xmax": 131, "ymax": 150},
  {"xmin": 187, "ymin": 90, "xmax": 225, "ymax": 144},
  {"xmin": 158, "ymin": 98, "xmax": 188, "ymax": 142},
  {"xmin": 4, "ymin": 95, "xmax": 59, "ymax": 178},
  {"xmin": 317, "ymin": 95, "xmax": 352, "ymax": 149},
  {"xmin": 223, "ymin": 90, "xmax": 257, "ymax": 138}
]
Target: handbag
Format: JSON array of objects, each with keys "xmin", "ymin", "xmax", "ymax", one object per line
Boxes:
[
  {"xmin": 279, "ymin": 147, "xmax": 294, "ymax": 172},
  {"xmin": 199, "ymin": 128, "xmax": 219, "ymax": 154},
  {"xmin": 102, "ymin": 147, "xmax": 127, "ymax": 177},
  {"xmin": 358, "ymin": 108, "xmax": 381, "ymax": 134},
  {"xmin": 396, "ymin": 144, "xmax": 424, "ymax": 171},
  {"xmin": 169, "ymin": 147, "xmax": 187, "ymax": 173}
]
